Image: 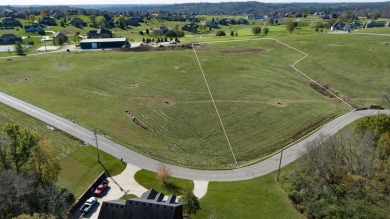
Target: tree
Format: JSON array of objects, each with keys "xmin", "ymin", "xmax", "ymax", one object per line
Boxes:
[
  {"xmin": 175, "ymin": 30, "xmax": 185, "ymax": 38},
  {"xmin": 267, "ymin": 18, "xmax": 274, "ymax": 26},
  {"xmin": 0, "ymin": 170, "xmax": 36, "ymax": 218},
  {"xmin": 180, "ymin": 192, "xmax": 201, "ymax": 217},
  {"xmin": 98, "ymin": 17, "xmax": 106, "ymax": 28},
  {"xmin": 215, "ymin": 30, "xmax": 226, "ymax": 37},
  {"xmin": 378, "ymin": 132, "xmax": 390, "ymax": 157},
  {"xmin": 89, "ymin": 15, "xmax": 96, "ymax": 27},
  {"xmin": 38, "ymin": 185, "xmax": 74, "ymax": 218},
  {"xmin": 156, "ymin": 163, "xmax": 171, "ymax": 184},
  {"xmin": 3, "ymin": 123, "xmax": 39, "ymax": 173},
  {"xmin": 145, "ymin": 28, "xmax": 149, "ymax": 35},
  {"xmin": 165, "ymin": 29, "xmax": 177, "ymax": 38},
  {"xmin": 29, "ymin": 15, "xmax": 35, "ymax": 24},
  {"xmin": 115, "ymin": 16, "xmax": 127, "ymax": 29},
  {"xmin": 28, "ymin": 139, "xmax": 61, "ymax": 184},
  {"xmin": 251, "ymin": 26, "xmax": 261, "ymax": 35},
  {"xmin": 139, "ymin": 30, "xmax": 143, "ymax": 35},
  {"xmin": 371, "ymin": 12, "xmax": 381, "ymax": 20},
  {"xmin": 0, "ymin": 134, "xmax": 10, "ymax": 169},
  {"xmin": 286, "ymin": 20, "xmax": 295, "ymax": 33},
  {"xmin": 263, "ymin": 27, "xmax": 269, "ymax": 35},
  {"xmin": 13, "ymin": 213, "xmax": 55, "ymax": 219},
  {"xmin": 14, "ymin": 42, "xmax": 25, "ymax": 56},
  {"xmin": 230, "ymin": 30, "xmax": 234, "ymax": 36},
  {"xmin": 355, "ymin": 114, "xmax": 390, "ymax": 136}
]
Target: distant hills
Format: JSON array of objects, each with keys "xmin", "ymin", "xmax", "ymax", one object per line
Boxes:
[{"xmin": 3, "ymin": 1, "xmax": 390, "ymax": 17}]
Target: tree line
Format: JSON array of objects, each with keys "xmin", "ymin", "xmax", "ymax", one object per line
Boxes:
[
  {"xmin": 0, "ymin": 123, "xmax": 73, "ymax": 219},
  {"xmin": 282, "ymin": 114, "xmax": 390, "ymax": 218}
]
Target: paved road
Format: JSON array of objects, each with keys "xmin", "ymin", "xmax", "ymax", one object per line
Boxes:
[{"xmin": 0, "ymin": 92, "xmax": 388, "ymax": 181}]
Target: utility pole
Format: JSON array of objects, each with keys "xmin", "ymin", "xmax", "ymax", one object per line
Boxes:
[
  {"xmin": 277, "ymin": 145, "xmax": 284, "ymax": 182},
  {"xmin": 93, "ymin": 128, "xmax": 100, "ymax": 163},
  {"xmin": 378, "ymin": 94, "xmax": 385, "ymax": 115}
]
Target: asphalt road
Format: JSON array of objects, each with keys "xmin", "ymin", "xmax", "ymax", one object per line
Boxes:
[{"xmin": 0, "ymin": 92, "xmax": 388, "ymax": 181}]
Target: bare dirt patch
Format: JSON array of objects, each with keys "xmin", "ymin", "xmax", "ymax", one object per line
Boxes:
[
  {"xmin": 124, "ymin": 110, "xmax": 151, "ymax": 131},
  {"xmin": 219, "ymin": 48, "xmax": 266, "ymax": 54}
]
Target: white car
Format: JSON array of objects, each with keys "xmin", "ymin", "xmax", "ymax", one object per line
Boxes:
[{"xmin": 80, "ymin": 197, "xmax": 98, "ymax": 213}]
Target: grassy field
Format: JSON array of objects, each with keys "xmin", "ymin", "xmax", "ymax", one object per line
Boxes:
[
  {"xmin": 0, "ymin": 40, "xmax": 345, "ymax": 168},
  {"xmin": 0, "ymin": 103, "xmax": 125, "ymax": 198},
  {"xmin": 280, "ymin": 33, "xmax": 390, "ymax": 106},
  {"xmin": 193, "ymin": 170, "xmax": 304, "ymax": 219},
  {"xmin": 134, "ymin": 169, "xmax": 194, "ymax": 195},
  {"xmin": 0, "ymin": 38, "xmax": 345, "ymax": 168}
]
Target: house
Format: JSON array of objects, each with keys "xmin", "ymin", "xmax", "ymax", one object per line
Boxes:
[
  {"xmin": 53, "ymin": 32, "xmax": 68, "ymax": 43},
  {"xmin": 36, "ymin": 26, "xmax": 46, "ymax": 35},
  {"xmin": 24, "ymin": 25, "xmax": 39, "ymax": 33},
  {"xmin": 2, "ymin": 17, "xmax": 21, "ymax": 27},
  {"xmin": 236, "ymin": 18, "xmax": 248, "ymax": 25},
  {"xmin": 98, "ymin": 189, "xmax": 183, "ymax": 219},
  {"xmin": 69, "ymin": 17, "xmax": 85, "ymax": 27},
  {"xmin": 181, "ymin": 24, "xmax": 193, "ymax": 32},
  {"xmin": 187, "ymin": 15, "xmax": 199, "ymax": 23},
  {"xmin": 0, "ymin": 34, "xmax": 22, "ymax": 44},
  {"xmin": 205, "ymin": 21, "xmax": 218, "ymax": 28},
  {"xmin": 80, "ymin": 38, "xmax": 128, "ymax": 49},
  {"xmin": 247, "ymin": 14, "xmax": 262, "ymax": 20},
  {"xmin": 363, "ymin": 20, "xmax": 386, "ymax": 28},
  {"xmin": 52, "ymin": 12, "xmax": 65, "ymax": 19},
  {"xmin": 152, "ymin": 26, "xmax": 169, "ymax": 36},
  {"xmin": 126, "ymin": 16, "xmax": 143, "ymax": 26},
  {"xmin": 87, "ymin": 28, "xmax": 113, "ymax": 38},
  {"xmin": 330, "ymin": 22, "xmax": 351, "ymax": 31},
  {"xmin": 40, "ymin": 17, "xmax": 57, "ymax": 26}
]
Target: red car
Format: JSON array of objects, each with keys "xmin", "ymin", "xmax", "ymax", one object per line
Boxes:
[{"xmin": 94, "ymin": 181, "xmax": 109, "ymax": 196}]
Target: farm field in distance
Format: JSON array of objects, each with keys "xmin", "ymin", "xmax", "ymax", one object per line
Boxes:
[{"xmin": 1, "ymin": 37, "xmax": 348, "ymax": 169}]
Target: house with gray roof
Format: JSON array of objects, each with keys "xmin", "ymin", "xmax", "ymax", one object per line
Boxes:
[
  {"xmin": 98, "ymin": 189, "xmax": 183, "ymax": 219},
  {"xmin": 0, "ymin": 34, "xmax": 22, "ymax": 44},
  {"xmin": 53, "ymin": 32, "xmax": 68, "ymax": 43}
]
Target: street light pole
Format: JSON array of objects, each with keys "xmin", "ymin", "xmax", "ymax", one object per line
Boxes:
[
  {"xmin": 93, "ymin": 128, "xmax": 101, "ymax": 163},
  {"xmin": 277, "ymin": 145, "xmax": 284, "ymax": 182}
]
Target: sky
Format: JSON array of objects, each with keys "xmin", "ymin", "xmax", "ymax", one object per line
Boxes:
[{"xmin": 1, "ymin": 0, "xmax": 389, "ymax": 6}]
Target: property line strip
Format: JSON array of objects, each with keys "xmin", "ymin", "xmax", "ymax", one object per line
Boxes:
[
  {"xmin": 191, "ymin": 44, "xmax": 238, "ymax": 167},
  {"xmin": 272, "ymin": 38, "xmax": 356, "ymax": 110}
]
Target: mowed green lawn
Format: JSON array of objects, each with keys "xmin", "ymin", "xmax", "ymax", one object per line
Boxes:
[
  {"xmin": 193, "ymin": 170, "xmax": 304, "ymax": 219},
  {"xmin": 281, "ymin": 33, "xmax": 390, "ymax": 106},
  {"xmin": 0, "ymin": 39, "xmax": 345, "ymax": 168}
]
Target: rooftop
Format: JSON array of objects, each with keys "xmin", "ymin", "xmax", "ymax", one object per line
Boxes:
[{"xmin": 80, "ymin": 38, "xmax": 127, "ymax": 43}]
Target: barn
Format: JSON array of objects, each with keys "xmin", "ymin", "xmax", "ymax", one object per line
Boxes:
[{"xmin": 80, "ymin": 38, "xmax": 129, "ymax": 49}]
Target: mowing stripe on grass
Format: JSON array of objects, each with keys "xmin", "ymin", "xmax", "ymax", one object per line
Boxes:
[
  {"xmin": 196, "ymin": 38, "xmax": 356, "ymax": 110},
  {"xmin": 273, "ymin": 38, "xmax": 356, "ymax": 110},
  {"xmin": 192, "ymin": 44, "xmax": 238, "ymax": 167}
]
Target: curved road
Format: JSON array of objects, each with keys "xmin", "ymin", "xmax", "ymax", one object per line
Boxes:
[{"xmin": 0, "ymin": 92, "xmax": 388, "ymax": 181}]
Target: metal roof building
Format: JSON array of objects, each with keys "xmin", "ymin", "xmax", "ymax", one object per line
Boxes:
[{"xmin": 80, "ymin": 38, "xmax": 129, "ymax": 49}]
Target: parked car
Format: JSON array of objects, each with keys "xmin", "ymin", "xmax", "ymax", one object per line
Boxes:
[
  {"xmin": 80, "ymin": 197, "xmax": 97, "ymax": 213},
  {"xmin": 94, "ymin": 181, "xmax": 109, "ymax": 196}
]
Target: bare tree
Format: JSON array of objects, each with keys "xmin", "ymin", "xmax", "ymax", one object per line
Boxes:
[{"xmin": 156, "ymin": 163, "xmax": 172, "ymax": 184}]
